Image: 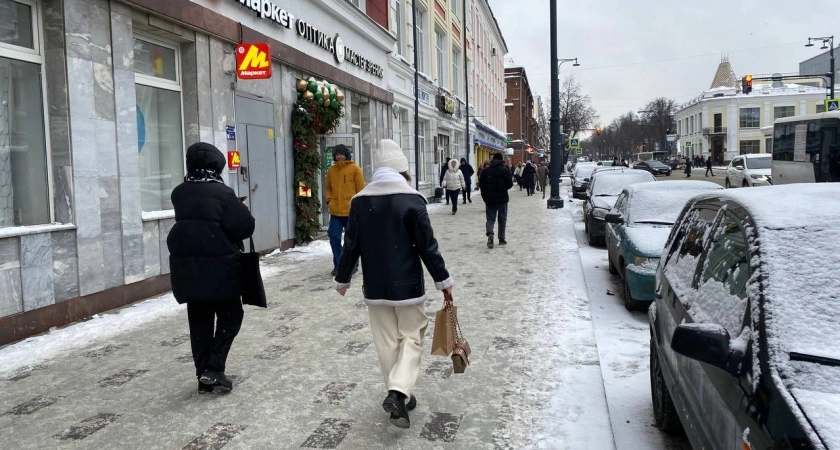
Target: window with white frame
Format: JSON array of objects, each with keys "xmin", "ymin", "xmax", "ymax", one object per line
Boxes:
[
  {"xmin": 391, "ymin": 0, "xmax": 404, "ymax": 56},
  {"xmin": 435, "ymin": 28, "xmax": 446, "ymax": 87},
  {"xmin": 414, "ymin": 9, "xmax": 426, "ymax": 73},
  {"xmin": 739, "ymin": 107, "xmax": 760, "ymax": 128},
  {"xmin": 133, "ymin": 36, "xmax": 184, "ymax": 213},
  {"xmin": 452, "ymin": 47, "xmax": 461, "ymax": 95},
  {"xmin": 451, "ymin": 0, "xmax": 460, "ymax": 20},
  {"xmin": 774, "ymin": 105, "xmax": 794, "ymax": 120},
  {"xmin": 418, "ymin": 120, "xmax": 428, "ymax": 181},
  {"xmin": 0, "ymin": 0, "xmax": 51, "ymax": 227}
]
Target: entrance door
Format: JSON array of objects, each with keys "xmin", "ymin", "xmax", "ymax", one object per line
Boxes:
[
  {"xmin": 320, "ymin": 134, "xmax": 360, "ymax": 227},
  {"xmin": 235, "ymin": 95, "xmax": 280, "ymax": 252}
]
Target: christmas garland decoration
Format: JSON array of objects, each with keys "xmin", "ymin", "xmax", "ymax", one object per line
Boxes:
[{"xmin": 292, "ymin": 77, "xmax": 346, "ymax": 244}]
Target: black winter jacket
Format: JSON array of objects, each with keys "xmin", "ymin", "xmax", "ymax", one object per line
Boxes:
[
  {"xmin": 459, "ymin": 163, "xmax": 475, "ymax": 187},
  {"xmin": 479, "ymin": 159, "xmax": 513, "ymax": 205},
  {"xmin": 167, "ymin": 143, "xmax": 255, "ymax": 304},
  {"xmin": 335, "ymin": 172, "xmax": 451, "ymax": 305}
]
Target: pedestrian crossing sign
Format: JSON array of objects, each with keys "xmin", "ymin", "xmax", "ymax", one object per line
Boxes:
[
  {"xmin": 826, "ymin": 99, "xmax": 840, "ymax": 112},
  {"xmin": 569, "ymin": 138, "xmax": 581, "ymax": 149}
]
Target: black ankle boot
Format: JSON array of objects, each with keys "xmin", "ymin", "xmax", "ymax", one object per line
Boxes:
[{"xmin": 382, "ymin": 390, "xmax": 410, "ymax": 428}]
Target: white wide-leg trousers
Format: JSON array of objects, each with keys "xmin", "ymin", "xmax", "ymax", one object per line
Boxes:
[{"xmin": 367, "ymin": 303, "xmax": 429, "ymax": 396}]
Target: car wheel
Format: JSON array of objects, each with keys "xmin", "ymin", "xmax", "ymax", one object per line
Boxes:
[
  {"xmin": 608, "ymin": 255, "xmax": 618, "ymax": 275},
  {"xmin": 623, "ymin": 275, "xmax": 644, "ymax": 311},
  {"xmin": 651, "ymin": 340, "xmax": 683, "ymax": 434},
  {"xmin": 743, "ymin": 180, "xmax": 749, "ymax": 188},
  {"xmin": 725, "ymin": 178, "xmax": 731, "ymax": 189}
]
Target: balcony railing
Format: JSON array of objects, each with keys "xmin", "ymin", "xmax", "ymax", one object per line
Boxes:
[{"xmin": 702, "ymin": 127, "xmax": 727, "ymax": 136}]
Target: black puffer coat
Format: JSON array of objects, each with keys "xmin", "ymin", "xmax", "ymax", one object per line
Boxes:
[
  {"xmin": 167, "ymin": 143, "xmax": 255, "ymax": 304},
  {"xmin": 479, "ymin": 159, "xmax": 513, "ymax": 205}
]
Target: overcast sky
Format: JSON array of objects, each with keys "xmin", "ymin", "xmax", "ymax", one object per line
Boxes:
[{"xmin": 488, "ymin": 0, "xmax": 837, "ymax": 128}]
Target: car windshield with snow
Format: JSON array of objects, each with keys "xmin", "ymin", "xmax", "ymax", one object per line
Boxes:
[
  {"xmin": 580, "ymin": 169, "xmax": 655, "ymax": 246},
  {"xmin": 604, "ymin": 180, "xmax": 721, "ymax": 310},
  {"xmin": 649, "ymin": 183, "xmax": 840, "ymax": 450}
]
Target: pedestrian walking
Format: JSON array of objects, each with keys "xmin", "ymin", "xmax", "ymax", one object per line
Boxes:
[
  {"xmin": 326, "ymin": 145, "xmax": 365, "ymax": 276},
  {"xmin": 439, "ymin": 157, "xmax": 451, "ymax": 205},
  {"xmin": 522, "ymin": 161, "xmax": 537, "ymax": 196},
  {"xmin": 334, "ymin": 138, "xmax": 453, "ymax": 429},
  {"xmin": 442, "ymin": 158, "xmax": 466, "ymax": 214},
  {"xmin": 705, "ymin": 156, "xmax": 714, "ymax": 177},
  {"xmin": 685, "ymin": 159, "xmax": 693, "ymax": 177},
  {"xmin": 459, "ymin": 158, "xmax": 474, "ymax": 204},
  {"xmin": 167, "ymin": 142, "xmax": 256, "ymax": 393},
  {"xmin": 479, "ymin": 153, "xmax": 513, "ymax": 248},
  {"xmin": 513, "ymin": 163, "xmax": 523, "ymax": 190},
  {"xmin": 621, "ymin": 159, "xmax": 629, "ymax": 167},
  {"xmin": 537, "ymin": 162, "xmax": 550, "ymax": 199}
]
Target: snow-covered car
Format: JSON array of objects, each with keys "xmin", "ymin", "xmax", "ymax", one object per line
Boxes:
[
  {"xmin": 725, "ymin": 154, "xmax": 772, "ymax": 188},
  {"xmin": 571, "ymin": 164, "xmax": 598, "ymax": 198},
  {"xmin": 604, "ymin": 180, "xmax": 721, "ymax": 310},
  {"xmin": 579, "ymin": 169, "xmax": 655, "ymax": 246},
  {"xmin": 649, "ymin": 183, "xmax": 840, "ymax": 449}
]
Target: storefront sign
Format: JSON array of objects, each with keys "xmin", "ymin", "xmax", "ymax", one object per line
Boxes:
[
  {"xmin": 235, "ymin": 43, "xmax": 272, "ymax": 79},
  {"xmin": 234, "ymin": 0, "xmax": 383, "ymax": 78},
  {"xmin": 228, "ymin": 150, "xmax": 241, "ymax": 169},
  {"xmin": 438, "ymin": 94, "xmax": 456, "ymax": 115}
]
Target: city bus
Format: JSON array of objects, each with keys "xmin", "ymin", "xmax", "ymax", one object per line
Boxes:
[{"xmin": 772, "ymin": 111, "xmax": 840, "ymax": 184}]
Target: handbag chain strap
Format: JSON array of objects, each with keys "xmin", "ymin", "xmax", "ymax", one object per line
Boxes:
[{"xmin": 443, "ymin": 290, "xmax": 464, "ymax": 343}]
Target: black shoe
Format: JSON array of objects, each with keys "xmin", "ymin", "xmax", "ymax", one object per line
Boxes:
[
  {"xmin": 406, "ymin": 394, "xmax": 417, "ymax": 411},
  {"xmin": 487, "ymin": 236, "xmax": 494, "ymax": 249},
  {"xmin": 382, "ymin": 391, "xmax": 410, "ymax": 428},
  {"xmin": 331, "ymin": 268, "xmax": 337, "ymax": 276},
  {"xmin": 198, "ymin": 380, "xmax": 214, "ymax": 394},
  {"xmin": 468, "ymin": 198, "xmax": 472, "ymax": 203},
  {"xmin": 452, "ymin": 211, "xmax": 456, "ymax": 215},
  {"xmin": 499, "ymin": 239, "xmax": 507, "ymax": 246},
  {"xmin": 199, "ymin": 370, "xmax": 233, "ymax": 392}
]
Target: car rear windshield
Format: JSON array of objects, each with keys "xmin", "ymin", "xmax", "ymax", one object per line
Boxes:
[
  {"xmin": 746, "ymin": 157, "xmax": 771, "ymax": 169},
  {"xmin": 629, "ymin": 188, "xmax": 718, "ymax": 225},
  {"xmin": 575, "ymin": 166, "xmax": 597, "ymax": 178}
]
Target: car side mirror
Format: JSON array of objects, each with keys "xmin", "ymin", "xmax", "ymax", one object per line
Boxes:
[
  {"xmin": 578, "ymin": 192, "xmax": 589, "ymax": 200},
  {"xmin": 604, "ymin": 212, "xmax": 624, "ymax": 224},
  {"xmin": 671, "ymin": 323, "xmax": 746, "ymax": 376}
]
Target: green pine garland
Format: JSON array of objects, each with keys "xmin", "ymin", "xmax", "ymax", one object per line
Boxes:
[{"xmin": 291, "ymin": 97, "xmax": 345, "ymax": 244}]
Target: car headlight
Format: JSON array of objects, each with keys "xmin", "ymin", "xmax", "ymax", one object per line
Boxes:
[
  {"xmin": 634, "ymin": 256, "xmax": 660, "ymax": 267},
  {"xmin": 593, "ymin": 208, "xmax": 608, "ymax": 219},
  {"xmin": 749, "ymin": 174, "xmax": 766, "ymax": 180}
]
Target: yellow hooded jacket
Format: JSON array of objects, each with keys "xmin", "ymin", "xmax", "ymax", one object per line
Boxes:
[{"xmin": 326, "ymin": 160, "xmax": 365, "ymax": 217}]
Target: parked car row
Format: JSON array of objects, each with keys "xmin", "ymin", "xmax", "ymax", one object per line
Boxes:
[{"xmin": 573, "ymin": 172, "xmax": 840, "ymax": 449}]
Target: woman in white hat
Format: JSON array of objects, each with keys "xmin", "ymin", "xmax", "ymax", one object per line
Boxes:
[{"xmin": 334, "ymin": 139, "xmax": 453, "ymax": 429}]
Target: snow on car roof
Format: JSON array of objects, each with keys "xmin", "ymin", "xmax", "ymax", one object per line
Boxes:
[
  {"xmin": 625, "ymin": 181, "xmax": 722, "ymax": 225},
  {"xmin": 590, "ymin": 169, "xmax": 656, "ymax": 196}
]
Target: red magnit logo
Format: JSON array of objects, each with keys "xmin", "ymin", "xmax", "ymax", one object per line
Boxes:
[{"xmin": 235, "ymin": 43, "xmax": 272, "ymax": 80}]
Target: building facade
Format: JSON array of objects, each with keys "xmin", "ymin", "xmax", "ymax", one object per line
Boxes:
[
  {"xmin": 675, "ymin": 61, "xmax": 826, "ymax": 164},
  {"xmin": 0, "ymin": 0, "xmax": 393, "ymax": 344},
  {"xmin": 504, "ymin": 66, "xmax": 537, "ymax": 165}
]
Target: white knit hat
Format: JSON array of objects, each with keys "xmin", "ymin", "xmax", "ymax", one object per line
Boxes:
[{"xmin": 373, "ymin": 139, "xmax": 409, "ymax": 173}]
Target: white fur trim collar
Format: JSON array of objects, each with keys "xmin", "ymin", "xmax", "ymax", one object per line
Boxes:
[{"xmin": 353, "ymin": 168, "xmax": 427, "ymax": 203}]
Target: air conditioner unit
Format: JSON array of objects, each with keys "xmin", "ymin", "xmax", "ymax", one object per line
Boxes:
[{"xmin": 491, "ymin": 48, "xmax": 497, "ymax": 56}]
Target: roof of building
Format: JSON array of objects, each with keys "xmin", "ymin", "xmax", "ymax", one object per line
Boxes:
[{"xmin": 709, "ymin": 59, "xmax": 738, "ymax": 89}]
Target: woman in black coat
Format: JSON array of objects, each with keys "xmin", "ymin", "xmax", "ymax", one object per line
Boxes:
[
  {"xmin": 167, "ymin": 142, "xmax": 255, "ymax": 393},
  {"xmin": 522, "ymin": 161, "xmax": 537, "ymax": 196}
]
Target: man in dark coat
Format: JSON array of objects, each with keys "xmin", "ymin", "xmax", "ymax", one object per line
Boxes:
[
  {"xmin": 521, "ymin": 161, "xmax": 537, "ymax": 196},
  {"xmin": 167, "ymin": 142, "xmax": 255, "ymax": 393},
  {"xmin": 705, "ymin": 155, "xmax": 714, "ymax": 177},
  {"xmin": 439, "ymin": 157, "xmax": 451, "ymax": 205},
  {"xmin": 479, "ymin": 153, "xmax": 513, "ymax": 248},
  {"xmin": 459, "ymin": 158, "xmax": 474, "ymax": 204}
]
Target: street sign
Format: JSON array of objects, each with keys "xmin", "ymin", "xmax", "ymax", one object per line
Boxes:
[
  {"xmin": 575, "ymin": 148, "xmax": 583, "ymax": 155},
  {"xmin": 655, "ymin": 142, "xmax": 660, "ymax": 151},
  {"xmin": 667, "ymin": 141, "xmax": 673, "ymax": 148},
  {"xmin": 826, "ymin": 99, "xmax": 840, "ymax": 112},
  {"xmin": 225, "ymin": 126, "xmax": 236, "ymax": 140},
  {"xmin": 569, "ymin": 138, "xmax": 581, "ymax": 149},
  {"xmin": 685, "ymin": 140, "xmax": 693, "ymax": 148},
  {"xmin": 235, "ymin": 43, "xmax": 272, "ymax": 80}
]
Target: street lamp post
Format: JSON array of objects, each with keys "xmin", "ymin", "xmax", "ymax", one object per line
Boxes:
[
  {"xmin": 548, "ymin": 51, "xmax": 579, "ymax": 209},
  {"xmin": 806, "ymin": 36, "xmax": 835, "ymax": 99}
]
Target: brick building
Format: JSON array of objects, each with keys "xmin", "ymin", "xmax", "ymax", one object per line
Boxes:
[{"xmin": 504, "ymin": 66, "xmax": 538, "ymax": 165}]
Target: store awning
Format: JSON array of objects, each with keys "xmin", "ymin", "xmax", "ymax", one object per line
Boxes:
[{"xmin": 473, "ymin": 118, "xmax": 506, "ymax": 152}]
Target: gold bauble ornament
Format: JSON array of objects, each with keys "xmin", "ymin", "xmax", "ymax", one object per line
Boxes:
[
  {"xmin": 308, "ymin": 76, "xmax": 316, "ymax": 82},
  {"xmin": 335, "ymin": 90, "xmax": 345, "ymax": 102},
  {"xmin": 323, "ymin": 98, "xmax": 331, "ymax": 107},
  {"xmin": 303, "ymin": 90, "xmax": 314, "ymax": 100},
  {"xmin": 296, "ymin": 79, "xmax": 308, "ymax": 92}
]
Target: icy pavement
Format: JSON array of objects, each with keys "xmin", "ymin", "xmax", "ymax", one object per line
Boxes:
[{"xmin": 1, "ymin": 184, "xmax": 619, "ymax": 449}]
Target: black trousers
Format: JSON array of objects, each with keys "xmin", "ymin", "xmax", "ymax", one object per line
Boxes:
[
  {"xmin": 187, "ymin": 301, "xmax": 244, "ymax": 378},
  {"xmin": 462, "ymin": 183, "xmax": 472, "ymax": 202},
  {"xmin": 486, "ymin": 202, "xmax": 508, "ymax": 241},
  {"xmin": 446, "ymin": 189, "xmax": 461, "ymax": 212},
  {"xmin": 705, "ymin": 167, "xmax": 714, "ymax": 176}
]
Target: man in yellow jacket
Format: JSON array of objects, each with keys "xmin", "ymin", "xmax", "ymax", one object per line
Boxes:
[{"xmin": 326, "ymin": 145, "xmax": 365, "ymax": 275}]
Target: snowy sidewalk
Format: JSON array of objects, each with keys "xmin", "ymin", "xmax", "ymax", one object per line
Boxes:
[{"xmin": 0, "ymin": 185, "xmax": 614, "ymax": 450}]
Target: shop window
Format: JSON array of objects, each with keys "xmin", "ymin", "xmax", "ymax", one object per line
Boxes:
[
  {"xmin": 133, "ymin": 37, "xmax": 184, "ymax": 213},
  {"xmin": 0, "ymin": 0, "xmax": 50, "ymax": 228}
]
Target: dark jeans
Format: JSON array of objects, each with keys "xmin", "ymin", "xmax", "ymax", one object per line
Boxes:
[
  {"xmin": 485, "ymin": 202, "xmax": 508, "ymax": 240},
  {"xmin": 446, "ymin": 189, "xmax": 460, "ymax": 212},
  {"xmin": 706, "ymin": 167, "xmax": 714, "ymax": 176},
  {"xmin": 462, "ymin": 183, "xmax": 472, "ymax": 202},
  {"xmin": 328, "ymin": 215, "xmax": 349, "ymax": 269},
  {"xmin": 187, "ymin": 301, "xmax": 244, "ymax": 378}
]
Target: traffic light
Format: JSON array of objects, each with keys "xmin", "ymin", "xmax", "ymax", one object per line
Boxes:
[
  {"xmin": 595, "ymin": 126, "xmax": 601, "ymax": 135},
  {"xmin": 741, "ymin": 75, "xmax": 753, "ymax": 95}
]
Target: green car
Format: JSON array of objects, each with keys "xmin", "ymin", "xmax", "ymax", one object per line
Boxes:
[{"xmin": 604, "ymin": 181, "xmax": 721, "ymax": 310}]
